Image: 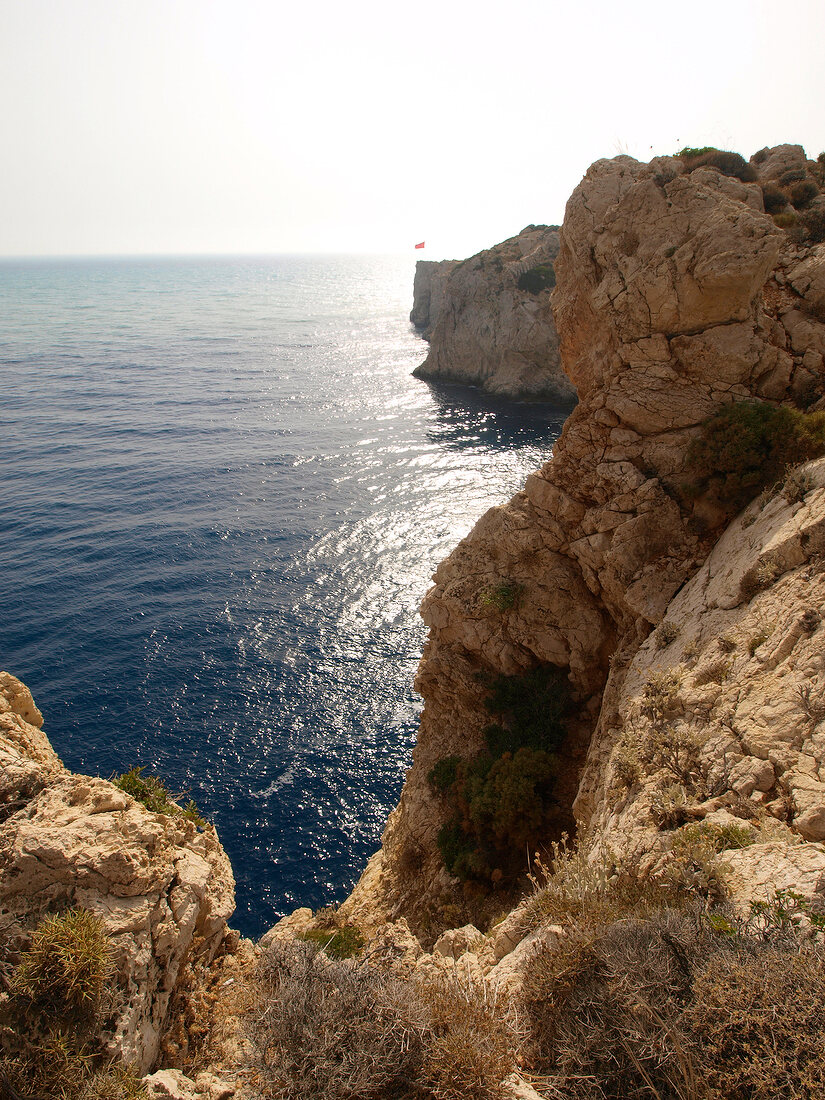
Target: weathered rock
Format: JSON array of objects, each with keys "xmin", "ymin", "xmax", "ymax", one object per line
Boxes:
[
  {"xmin": 0, "ymin": 674, "xmax": 236, "ymax": 1074},
  {"xmin": 413, "ymin": 225, "xmax": 575, "ymax": 400},
  {"xmin": 410, "ymin": 259, "xmax": 459, "ymax": 335},
  {"xmin": 347, "ymin": 147, "xmax": 825, "ymax": 935}
]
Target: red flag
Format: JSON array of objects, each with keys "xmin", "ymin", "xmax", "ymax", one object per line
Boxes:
[{"xmin": 415, "ymin": 241, "xmax": 425, "ymax": 249}]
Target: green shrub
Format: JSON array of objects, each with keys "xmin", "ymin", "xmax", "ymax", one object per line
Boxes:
[
  {"xmin": 678, "ymin": 147, "xmax": 757, "ymax": 182},
  {"xmin": 299, "ymin": 924, "xmax": 365, "ymax": 960},
  {"xmin": 478, "ymin": 579, "xmax": 523, "ymax": 613},
  {"xmin": 686, "ymin": 401, "xmax": 825, "ymax": 512},
  {"xmin": 11, "ymin": 908, "xmax": 112, "ymax": 1017},
  {"xmin": 113, "ymin": 766, "xmax": 206, "ymax": 827},
  {"xmin": 428, "ymin": 755, "xmax": 460, "ymax": 793},
  {"xmin": 1, "ymin": 910, "xmax": 144, "ymax": 1100},
  {"xmin": 517, "ymin": 263, "xmax": 556, "ymax": 294},
  {"xmin": 789, "ymin": 178, "xmax": 819, "ymax": 209},
  {"xmin": 761, "ymin": 180, "xmax": 788, "ymax": 213},
  {"xmin": 434, "ymin": 666, "xmax": 571, "ymax": 883}
]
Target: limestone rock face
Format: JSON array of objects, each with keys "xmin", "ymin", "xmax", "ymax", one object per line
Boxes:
[
  {"xmin": 412, "ymin": 226, "xmax": 575, "ymax": 401},
  {"xmin": 0, "ymin": 674, "xmax": 236, "ymax": 1074},
  {"xmin": 346, "ymin": 147, "xmax": 825, "ymax": 935},
  {"xmin": 578, "ymin": 457, "xmax": 825, "ymax": 862},
  {"xmin": 410, "ymin": 259, "xmax": 458, "ymax": 336}
]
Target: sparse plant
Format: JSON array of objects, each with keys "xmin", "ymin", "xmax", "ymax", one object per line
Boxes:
[
  {"xmin": 613, "ymin": 732, "xmax": 642, "ymax": 788},
  {"xmin": 249, "ymin": 940, "xmax": 518, "ymax": 1100},
  {"xmin": 677, "ymin": 147, "xmax": 757, "ymax": 181},
  {"xmin": 479, "ymin": 579, "xmax": 524, "ymax": 613},
  {"xmin": 801, "ymin": 607, "xmax": 821, "ymax": 634},
  {"xmin": 739, "ymin": 555, "xmax": 782, "ymax": 602},
  {"xmin": 694, "ymin": 657, "xmax": 733, "ymax": 686},
  {"xmin": 795, "ymin": 683, "xmax": 825, "ymax": 727},
  {"xmin": 428, "ymin": 755, "xmax": 460, "ymax": 794},
  {"xmin": 718, "ymin": 633, "xmax": 737, "ymax": 653},
  {"xmin": 10, "ymin": 908, "xmax": 112, "ymax": 1018},
  {"xmin": 655, "ymin": 621, "xmax": 680, "ymax": 649},
  {"xmin": 113, "ymin": 766, "xmax": 206, "ymax": 827},
  {"xmin": 650, "ymin": 782, "xmax": 694, "ymax": 828},
  {"xmin": 641, "ymin": 668, "xmax": 683, "ymax": 722},
  {"xmin": 641, "ymin": 720, "xmax": 707, "ymax": 790},
  {"xmin": 783, "ymin": 464, "xmax": 815, "ymax": 503},
  {"xmin": 682, "ymin": 638, "xmax": 701, "ymax": 662},
  {"xmin": 748, "ymin": 624, "xmax": 772, "ymax": 655},
  {"xmin": 774, "ymin": 209, "xmax": 798, "ymax": 228}
]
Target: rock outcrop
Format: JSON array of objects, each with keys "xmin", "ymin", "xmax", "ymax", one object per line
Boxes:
[
  {"xmin": 346, "ymin": 146, "xmax": 825, "ymax": 937},
  {"xmin": 0, "ymin": 672, "xmax": 236, "ymax": 1074},
  {"xmin": 412, "ymin": 226, "xmax": 576, "ymax": 401},
  {"xmin": 410, "ymin": 259, "xmax": 458, "ymax": 336}
]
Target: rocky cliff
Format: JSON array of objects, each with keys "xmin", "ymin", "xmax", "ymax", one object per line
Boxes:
[
  {"xmin": 412, "ymin": 226, "xmax": 576, "ymax": 402},
  {"xmin": 410, "ymin": 259, "xmax": 458, "ymax": 336},
  {"xmin": 345, "ymin": 144, "xmax": 825, "ymax": 938},
  {"xmin": 0, "ymin": 671, "xmax": 236, "ymax": 1075}
]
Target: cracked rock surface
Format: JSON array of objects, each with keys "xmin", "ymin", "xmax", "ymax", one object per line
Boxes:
[{"xmin": 0, "ymin": 672, "xmax": 235, "ymax": 1073}]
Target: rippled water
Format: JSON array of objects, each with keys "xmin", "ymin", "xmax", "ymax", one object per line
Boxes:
[{"xmin": 0, "ymin": 254, "xmax": 571, "ymax": 936}]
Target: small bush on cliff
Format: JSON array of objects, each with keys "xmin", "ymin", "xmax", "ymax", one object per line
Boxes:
[
  {"xmin": 299, "ymin": 924, "xmax": 365, "ymax": 960},
  {"xmin": 522, "ymin": 905, "xmax": 825, "ymax": 1100},
  {"xmin": 0, "ymin": 909, "xmax": 145, "ymax": 1100},
  {"xmin": 517, "ymin": 263, "xmax": 556, "ymax": 294},
  {"xmin": 432, "ymin": 666, "xmax": 571, "ymax": 884},
  {"xmin": 478, "ymin": 579, "xmax": 523, "ymax": 613},
  {"xmin": 114, "ymin": 765, "xmax": 206, "ymax": 827},
  {"xmin": 677, "ymin": 147, "xmax": 757, "ymax": 182},
  {"xmin": 685, "ymin": 401, "xmax": 825, "ymax": 512},
  {"xmin": 250, "ymin": 940, "xmax": 517, "ymax": 1100}
]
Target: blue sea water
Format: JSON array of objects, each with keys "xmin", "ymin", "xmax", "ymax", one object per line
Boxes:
[{"xmin": 0, "ymin": 254, "xmax": 570, "ymax": 937}]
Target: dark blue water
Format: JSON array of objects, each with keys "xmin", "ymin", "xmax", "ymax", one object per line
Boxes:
[{"xmin": 0, "ymin": 254, "xmax": 570, "ymax": 937}]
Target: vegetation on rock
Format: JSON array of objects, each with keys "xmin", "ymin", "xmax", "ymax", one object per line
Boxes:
[
  {"xmin": 686, "ymin": 401, "xmax": 825, "ymax": 512},
  {"xmin": 0, "ymin": 909, "xmax": 146, "ymax": 1100},
  {"xmin": 677, "ymin": 146, "xmax": 757, "ymax": 182},
  {"xmin": 516, "ymin": 263, "xmax": 555, "ymax": 294},
  {"xmin": 114, "ymin": 765, "xmax": 206, "ymax": 827},
  {"xmin": 430, "ymin": 666, "xmax": 571, "ymax": 884}
]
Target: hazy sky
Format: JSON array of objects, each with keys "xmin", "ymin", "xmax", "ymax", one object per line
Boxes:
[{"xmin": 2, "ymin": 0, "xmax": 824, "ymax": 259}]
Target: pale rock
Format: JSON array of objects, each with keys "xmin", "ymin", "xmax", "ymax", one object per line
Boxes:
[
  {"xmin": 410, "ymin": 259, "xmax": 459, "ymax": 335},
  {"xmin": 433, "ymin": 923, "xmax": 485, "ymax": 959},
  {"xmin": 501, "ymin": 1073, "xmax": 547, "ymax": 1100},
  {"xmin": 487, "ymin": 923, "xmax": 564, "ymax": 995},
  {"xmin": 258, "ymin": 906, "xmax": 315, "ymax": 947},
  {"xmin": 0, "ymin": 674, "xmax": 236, "ymax": 1075},
  {"xmin": 348, "ymin": 147, "xmax": 825, "ymax": 936},
  {"xmin": 723, "ymin": 842, "xmax": 825, "ymax": 916},
  {"xmin": 413, "ymin": 225, "xmax": 575, "ymax": 400}
]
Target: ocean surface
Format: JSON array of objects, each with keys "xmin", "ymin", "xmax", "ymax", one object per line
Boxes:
[{"xmin": 0, "ymin": 254, "xmax": 572, "ymax": 937}]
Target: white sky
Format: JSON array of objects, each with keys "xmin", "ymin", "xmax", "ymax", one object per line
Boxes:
[{"xmin": 1, "ymin": 0, "xmax": 824, "ymax": 259}]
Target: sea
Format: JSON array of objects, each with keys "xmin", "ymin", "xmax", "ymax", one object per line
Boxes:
[{"xmin": 0, "ymin": 254, "xmax": 571, "ymax": 937}]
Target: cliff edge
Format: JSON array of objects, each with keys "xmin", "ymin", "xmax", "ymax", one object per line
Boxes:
[{"xmin": 345, "ymin": 144, "xmax": 825, "ymax": 938}]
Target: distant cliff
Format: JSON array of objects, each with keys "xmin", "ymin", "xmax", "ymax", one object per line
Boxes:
[
  {"xmin": 411, "ymin": 225, "xmax": 576, "ymax": 402},
  {"xmin": 410, "ymin": 259, "xmax": 458, "ymax": 336}
]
